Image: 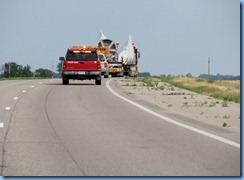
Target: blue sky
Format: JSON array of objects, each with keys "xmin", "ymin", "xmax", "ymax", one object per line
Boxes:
[{"xmin": 0, "ymin": 0, "xmax": 240, "ymax": 76}]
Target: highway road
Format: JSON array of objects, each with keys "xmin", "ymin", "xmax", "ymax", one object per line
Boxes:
[{"xmin": 0, "ymin": 78, "xmax": 240, "ymax": 176}]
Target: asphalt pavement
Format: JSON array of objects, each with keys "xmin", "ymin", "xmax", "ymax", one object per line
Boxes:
[{"xmin": 0, "ymin": 78, "xmax": 240, "ymax": 176}]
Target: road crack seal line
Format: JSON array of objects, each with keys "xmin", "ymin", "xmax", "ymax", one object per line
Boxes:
[
  {"xmin": 44, "ymin": 86, "xmax": 87, "ymax": 176},
  {"xmin": 0, "ymin": 87, "xmax": 30, "ymax": 175},
  {"xmin": 0, "ymin": 82, "xmax": 52, "ymax": 175},
  {"xmin": 106, "ymin": 79, "xmax": 240, "ymax": 149}
]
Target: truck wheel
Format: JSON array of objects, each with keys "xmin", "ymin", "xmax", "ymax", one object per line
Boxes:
[
  {"xmin": 104, "ymin": 74, "xmax": 109, "ymax": 78},
  {"xmin": 62, "ymin": 78, "xmax": 69, "ymax": 85},
  {"xmin": 95, "ymin": 79, "xmax": 101, "ymax": 85}
]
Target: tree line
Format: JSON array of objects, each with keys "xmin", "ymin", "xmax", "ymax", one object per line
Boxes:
[
  {"xmin": 0, "ymin": 62, "xmax": 62, "ymax": 78},
  {"xmin": 139, "ymin": 72, "xmax": 240, "ymax": 80},
  {"xmin": 198, "ymin": 74, "xmax": 240, "ymax": 80}
]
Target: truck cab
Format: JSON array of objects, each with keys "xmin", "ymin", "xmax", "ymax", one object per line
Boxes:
[{"xmin": 59, "ymin": 46, "xmax": 102, "ymax": 85}]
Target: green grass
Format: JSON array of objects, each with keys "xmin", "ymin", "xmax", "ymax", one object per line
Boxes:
[
  {"xmin": 0, "ymin": 77, "xmax": 49, "ymax": 81},
  {"xmin": 166, "ymin": 77, "xmax": 239, "ymax": 103},
  {"xmin": 157, "ymin": 86, "xmax": 164, "ymax": 90},
  {"xmin": 140, "ymin": 77, "xmax": 155, "ymax": 87},
  {"xmin": 211, "ymin": 92, "xmax": 239, "ymax": 103},
  {"xmin": 195, "ymin": 78, "xmax": 205, "ymax": 82},
  {"xmin": 158, "ymin": 76, "xmax": 174, "ymax": 83},
  {"xmin": 136, "ymin": 76, "xmax": 240, "ymax": 103}
]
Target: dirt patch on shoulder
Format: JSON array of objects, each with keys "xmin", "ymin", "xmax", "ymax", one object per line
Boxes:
[{"xmin": 114, "ymin": 78, "xmax": 240, "ymax": 142}]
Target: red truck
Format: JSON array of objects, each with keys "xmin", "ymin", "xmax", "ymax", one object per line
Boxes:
[{"xmin": 59, "ymin": 46, "xmax": 102, "ymax": 85}]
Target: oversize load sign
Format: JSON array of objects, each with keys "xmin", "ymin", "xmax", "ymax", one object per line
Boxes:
[{"xmin": 95, "ymin": 47, "xmax": 107, "ymax": 53}]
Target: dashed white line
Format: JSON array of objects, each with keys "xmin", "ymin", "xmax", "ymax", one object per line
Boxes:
[
  {"xmin": 31, "ymin": 86, "xmax": 35, "ymax": 88},
  {"xmin": 106, "ymin": 79, "xmax": 240, "ymax": 149},
  {"xmin": 0, "ymin": 123, "xmax": 4, "ymax": 128},
  {"xmin": 22, "ymin": 90, "xmax": 26, "ymax": 93},
  {"xmin": 5, "ymin": 107, "xmax": 11, "ymax": 111},
  {"xmin": 13, "ymin": 97, "xmax": 18, "ymax": 100}
]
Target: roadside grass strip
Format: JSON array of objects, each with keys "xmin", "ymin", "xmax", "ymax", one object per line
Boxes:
[{"xmin": 106, "ymin": 79, "xmax": 240, "ymax": 148}]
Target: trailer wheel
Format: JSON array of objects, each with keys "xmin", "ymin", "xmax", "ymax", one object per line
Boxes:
[
  {"xmin": 95, "ymin": 79, "xmax": 101, "ymax": 85},
  {"xmin": 62, "ymin": 78, "xmax": 69, "ymax": 85}
]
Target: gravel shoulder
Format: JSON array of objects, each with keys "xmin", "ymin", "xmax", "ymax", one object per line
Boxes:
[{"xmin": 111, "ymin": 78, "xmax": 240, "ymax": 143}]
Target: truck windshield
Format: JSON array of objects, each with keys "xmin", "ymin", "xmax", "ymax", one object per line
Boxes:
[
  {"xmin": 66, "ymin": 52, "xmax": 98, "ymax": 60},
  {"xmin": 99, "ymin": 55, "xmax": 105, "ymax": 62}
]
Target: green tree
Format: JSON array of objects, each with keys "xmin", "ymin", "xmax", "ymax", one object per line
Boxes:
[
  {"xmin": 57, "ymin": 62, "xmax": 62, "ymax": 74},
  {"xmin": 3, "ymin": 62, "xmax": 19, "ymax": 78},
  {"xmin": 2, "ymin": 62, "xmax": 33, "ymax": 78},
  {"xmin": 56, "ymin": 62, "xmax": 62, "ymax": 78},
  {"xmin": 35, "ymin": 68, "xmax": 52, "ymax": 78},
  {"xmin": 22, "ymin": 65, "xmax": 33, "ymax": 77},
  {"xmin": 186, "ymin": 73, "xmax": 192, "ymax": 77},
  {"xmin": 139, "ymin": 72, "xmax": 151, "ymax": 77}
]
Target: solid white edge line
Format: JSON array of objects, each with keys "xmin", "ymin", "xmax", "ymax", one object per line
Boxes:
[{"xmin": 106, "ymin": 79, "xmax": 240, "ymax": 149}]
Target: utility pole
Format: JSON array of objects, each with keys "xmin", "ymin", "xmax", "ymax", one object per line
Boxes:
[
  {"xmin": 9, "ymin": 62, "xmax": 11, "ymax": 79},
  {"xmin": 52, "ymin": 61, "xmax": 54, "ymax": 79},
  {"xmin": 208, "ymin": 57, "xmax": 210, "ymax": 80}
]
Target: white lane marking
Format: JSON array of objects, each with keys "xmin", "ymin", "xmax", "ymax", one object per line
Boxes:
[
  {"xmin": 22, "ymin": 90, "xmax": 26, "ymax": 93},
  {"xmin": 0, "ymin": 123, "xmax": 3, "ymax": 128},
  {"xmin": 106, "ymin": 79, "xmax": 240, "ymax": 148},
  {"xmin": 13, "ymin": 97, "xmax": 18, "ymax": 100},
  {"xmin": 5, "ymin": 107, "xmax": 11, "ymax": 111},
  {"xmin": 31, "ymin": 86, "xmax": 35, "ymax": 88}
]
